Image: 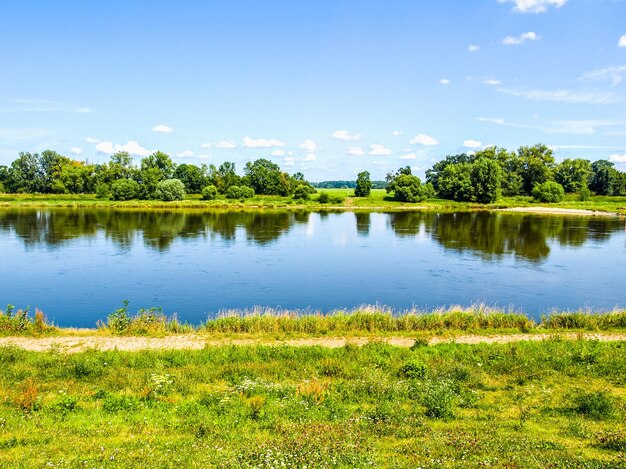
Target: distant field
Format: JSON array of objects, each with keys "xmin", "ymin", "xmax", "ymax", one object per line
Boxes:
[{"xmin": 1, "ymin": 189, "xmax": 626, "ymax": 213}]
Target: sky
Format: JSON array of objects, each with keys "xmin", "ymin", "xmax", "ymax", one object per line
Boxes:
[{"xmin": 1, "ymin": 0, "xmax": 625, "ymax": 181}]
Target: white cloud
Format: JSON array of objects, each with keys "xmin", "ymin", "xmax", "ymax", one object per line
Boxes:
[
  {"xmin": 200, "ymin": 142, "xmax": 212, "ymax": 148},
  {"xmin": 176, "ymin": 150, "xmax": 194, "ymax": 158},
  {"xmin": 502, "ymin": 32, "xmax": 539, "ymax": 45},
  {"xmin": 463, "ymin": 139, "xmax": 482, "ymax": 148},
  {"xmin": 620, "ymin": 34, "xmax": 626, "ymax": 48},
  {"xmin": 478, "ymin": 116, "xmax": 623, "ymax": 134},
  {"xmin": 577, "ymin": 65, "xmax": 626, "ymax": 87},
  {"xmin": 498, "ymin": 0, "xmax": 567, "ymax": 14},
  {"xmin": 70, "ymin": 147, "xmax": 82, "ymax": 155},
  {"xmin": 95, "ymin": 140, "xmax": 152, "ymax": 157},
  {"xmin": 399, "ymin": 153, "xmax": 417, "ymax": 160},
  {"xmin": 242, "ymin": 136, "xmax": 285, "ymax": 148},
  {"xmin": 609, "ymin": 153, "xmax": 626, "ymax": 163},
  {"xmin": 303, "ymin": 154, "xmax": 316, "ymax": 161},
  {"xmin": 85, "ymin": 137, "xmax": 100, "ymax": 144},
  {"xmin": 215, "ymin": 140, "xmax": 237, "ymax": 149},
  {"xmin": 332, "ymin": 130, "xmax": 361, "ymax": 141},
  {"xmin": 283, "ymin": 156, "xmax": 295, "ymax": 167},
  {"xmin": 152, "ymin": 124, "xmax": 173, "ymax": 133},
  {"xmin": 409, "ymin": 133, "xmax": 439, "ymax": 146},
  {"xmin": 4, "ymin": 98, "xmax": 93, "ymax": 113},
  {"xmin": 298, "ymin": 139, "xmax": 317, "ymax": 152},
  {"xmin": 392, "ymin": 130, "xmax": 402, "ymax": 136},
  {"xmin": 468, "ymin": 44, "xmax": 480, "ymax": 52},
  {"xmin": 369, "ymin": 144, "xmax": 392, "ymax": 156},
  {"xmin": 347, "ymin": 147, "xmax": 365, "ymax": 156},
  {"xmin": 271, "ymin": 149, "xmax": 285, "ymax": 157},
  {"xmin": 440, "ymin": 79, "xmax": 451, "ymax": 85},
  {"xmin": 498, "ymin": 88, "xmax": 616, "ymax": 104},
  {"xmin": 484, "ymin": 79, "xmax": 501, "ymax": 86}
]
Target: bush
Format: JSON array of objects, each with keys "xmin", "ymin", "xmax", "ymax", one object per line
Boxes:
[
  {"xmin": 155, "ymin": 178, "xmax": 186, "ymax": 201},
  {"xmin": 111, "ymin": 179, "xmax": 140, "ymax": 201},
  {"xmin": 571, "ymin": 390, "xmax": 614, "ymax": 419},
  {"xmin": 399, "ymin": 360, "xmax": 427, "ymax": 379},
  {"xmin": 578, "ymin": 183, "xmax": 591, "ymax": 201},
  {"xmin": 226, "ymin": 185, "xmax": 254, "ymax": 199},
  {"xmin": 293, "ymin": 184, "xmax": 312, "ymax": 200},
  {"xmin": 317, "ymin": 192, "xmax": 330, "ymax": 204},
  {"xmin": 95, "ymin": 183, "xmax": 110, "ymax": 199},
  {"xmin": 532, "ymin": 181, "xmax": 564, "ymax": 203},
  {"xmin": 421, "ymin": 379, "xmax": 456, "ymax": 419},
  {"xmin": 201, "ymin": 184, "xmax": 218, "ymax": 201}
]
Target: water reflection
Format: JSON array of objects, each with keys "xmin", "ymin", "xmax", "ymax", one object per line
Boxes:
[
  {"xmin": 0, "ymin": 209, "xmax": 622, "ymax": 262},
  {"xmin": 387, "ymin": 211, "xmax": 623, "ymax": 262}
]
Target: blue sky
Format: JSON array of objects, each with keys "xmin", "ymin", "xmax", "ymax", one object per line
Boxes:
[{"xmin": 1, "ymin": 0, "xmax": 625, "ymax": 180}]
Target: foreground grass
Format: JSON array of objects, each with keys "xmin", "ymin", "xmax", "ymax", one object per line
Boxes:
[
  {"xmin": 0, "ymin": 339, "xmax": 624, "ymax": 467},
  {"xmin": 1, "ymin": 190, "xmax": 625, "ymax": 213}
]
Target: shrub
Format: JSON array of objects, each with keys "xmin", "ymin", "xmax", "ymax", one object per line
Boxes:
[
  {"xmin": 330, "ymin": 194, "xmax": 345, "ymax": 204},
  {"xmin": 111, "ymin": 179, "xmax": 140, "ymax": 201},
  {"xmin": 571, "ymin": 390, "xmax": 614, "ymax": 419},
  {"xmin": 578, "ymin": 183, "xmax": 591, "ymax": 201},
  {"xmin": 95, "ymin": 183, "xmax": 111, "ymax": 199},
  {"xmin": 399, "ymin": 360, "xmax": 427, "ymax": 379},
  {"xmin": 317, "ymin": 192, "xmax": 330, "ymax": 204},
  {"xmin": 106, "ymin": 300, "xmax": 131, "ymax": 333},
  {"xmin": 226, "ymin": 185, "xmax": 254, "ymax": 199},
  {"xmin": 421, "ymin": 379, "xmax": 456, "ymax": 419},
  {"xmin": 201, "ymin": 184, "xmax": 218, "ymax": 200},
  {"xmin": 532, "ymin": 181, "xmax": 564, "ymax": 203},
  {"xmin": 155, "ymin": 178, "xmax": 186, "ymax": 201},
  {"xmin": 293, "ymin": 184, "xmax": 312, "ymax": 200}
]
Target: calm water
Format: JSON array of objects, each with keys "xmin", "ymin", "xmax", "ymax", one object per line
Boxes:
[{"xmin": 0, "ymin": 208, "xmax": 624, "ymax": 327}]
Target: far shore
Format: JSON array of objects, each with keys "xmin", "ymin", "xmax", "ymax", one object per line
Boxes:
[{"xmin": 497, "ymin": 206, "xmax": 623, "ymax": 217}]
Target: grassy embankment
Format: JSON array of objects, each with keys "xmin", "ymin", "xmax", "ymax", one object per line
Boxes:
[
  {"xmin": 1, "ymin": 336, "xmax": 625, "ymax": 467},
  {"xmin": 1, "ymin": 189, "xmax": 625, "ymax": 213}
]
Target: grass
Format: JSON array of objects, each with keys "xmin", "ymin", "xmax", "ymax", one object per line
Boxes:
[
  {"xmin": 3, "ymin": 303, "xmax": 626, "ymax": 337},
  {"xmin": 0, "ymin": 339, "xmax": 624, "ymax": 467},
  {"xmin": 1, "ymin": 190, "xmax": 625, "ymax": 213}
]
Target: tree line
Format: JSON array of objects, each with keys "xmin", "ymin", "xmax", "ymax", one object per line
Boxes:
[
  {"xmin": 1, "ymin": 143, "xmax": 625, "ymax": 203},
  {"xmin": 0, "ymin": 150, "xmax": 315, "ymax": 201},
  {"xmin": 355, "ymin": 144, "xmax": 626, "ymax": 203}
]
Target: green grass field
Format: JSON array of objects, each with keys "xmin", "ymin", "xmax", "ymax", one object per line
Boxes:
[
  {"xmin": 1, "ymin": 190, "xmax": 625, "ymax": 213},
  {"xmin": 1, "ymin": 339, "xmax": 625, "ymax": 467}
]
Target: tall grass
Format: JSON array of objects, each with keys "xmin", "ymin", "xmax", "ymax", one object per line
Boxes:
[{"xmin": 0, "ymin": 305, "xmax": 55, "ymax": 335}]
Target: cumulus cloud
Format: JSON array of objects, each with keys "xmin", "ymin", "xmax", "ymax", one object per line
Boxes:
[
  {"xmin": 498, "ymin": 88, "xmax": 616, "ymax": 104},
  {"xmin": 215, "ymin": 140, "xmax": 237, "ymax": 149},
  {"xmin": 298, "ymin": 139, "xmax": 317, "ymax": 152},
  {"xmin": 440, "ymin": 79, "xmax": 451, "ymax": 85},
  {"xmin": 176, "ymin": 150, "xmax": 194, "ymax": 158},
  {"xmin": 85, "ymin": 137, "xmax": 100, "ymax": 144},
  {"xmin": 468, "ymin": 44, "xmax": 480, "ymax": 52},
  {"xmin": 200, "ymin": 142, "xmax": 212, "ymax": 148},
  {"xmin": 409, "ymin": 133, "xmax": 439, "ymax": 146},
  {"xmin": 271, "ymin": 149, "xmax": 285, "ymax": 157},
  {"xmin": 70, "ymin": 147, "xmax": 83, "ymax": 155},
  {"xmin": 609, "ymin": 153, "xmax": 626, "ymax": 164},
  {"xmin": 392, "ymin": 130, "xmax": 402, "ymax": 136},
  {"xmin": 369, "ymin": 144, "xmax": 392, "ymax": 156},
  {"xmin": 502, "ymin": 32, "xmax": 539, "ymax": 45},
  {"xmin": 95, "ymin": 140, "xmax": 152, "ymax": 157},
  {"xmin": 620, "ymin": 34, "xmax": 626, "ymax": 48},
  {"xmin": 399, "ymin": 153, "xmax": 416, "ymax": 160},
  {"xmin": 498, "ymin": 0, "xmax": 567, "ymax": 14},
  {"xmin": 303, "ymin": 154, "xmax": 316, "ymax": 161},
  {"xmin": 484, "ymin": 79, "xmax": 501, "ymax": 86},
  {"xmin": 152, "ymin": 124, "xmax": 173, "ymax": 133},
  {"xmin": 347, "ymin": 147, "xmax": 365, "ymax": 156},
  {"xmin": 283, "ymin": 156, "xmax": 295, "ymax": 167},
  {"xmin": 332, "ymin": 130, "xmax": 361, "ymax": 141},
  {"xmin": 242, "ymin": 136, "xmax": 285, "ymax": 148},
  {"xmin": 463, "ymin": 139, "xmax": 482, "ymax": 148}
]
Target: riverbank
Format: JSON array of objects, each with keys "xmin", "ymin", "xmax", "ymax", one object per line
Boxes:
[
  {"xmin": 1, "ymin": 190, "xmax": 625, "ymax": 214},
  {"xmin": 1, "ymin": 338, "xmax": 624, "ymax": 467}
]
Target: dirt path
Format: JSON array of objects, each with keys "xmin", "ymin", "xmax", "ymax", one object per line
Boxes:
[{"xmin": 0, "ymin": 332, "xmax": 624, "ymax": 353}]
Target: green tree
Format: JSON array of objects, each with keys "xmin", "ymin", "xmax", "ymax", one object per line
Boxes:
[
  {"xmin": 244, "ymin": 158, "xmax": 291, "ymax": 196},
  {"xmin": 174, "ymin": 164, "xmax": 207, "ymax": 193},
  {"xmin": 111, "ymin": 179, "xmax": 140, "ymax": 201},
  {"xmin": 425, "ymin": 154, "xmax": 471, "ymax": 193},
  {"xmin": 532, "ymin": 181, "xmax": 564, "ymax": 203},
  {"xmin": 226, "ymin": 185, "xmax": 254, "ymax": 199},
  {"xmin": 437, "ymin": 163, "xmax": 473, "ymax": 202},
  {"xmin": 6, "ymin": 152, "xmax": 43, "ymax": 193},
  {"xmin": 209, "ymin": 162, "xmax": 241, "ymax": 193},
  {"xmin": 201, "ymin": 184, "xmax": 218, "ymax": 200},
  {"xmin": 141, "ymin": 151, "xmax": 175, "ymax": 179},
  {"xmin": 554, "ymin": 158, "xmax": 592, "ymax": 193},
  {"xmin": 517, "ymin": 144, "xmax": 555, "ymax": 195},
  {"xmin": 354, "ymin": 171, "xmax": 372, "ymax": 197},
  {"xmin": 155, "ymin": 179, "xmax": 186, "ymax": 201},
  {"xmin": 590, "ymin": 160, "xmax": 621, "ymax": 195},
  {"xmin": 470, "ymin": 157, "xmax": 502, "ymax": 203},
  {"xmin": 391, "ymin": 174, "xmax": 434, "ymax": 203}
]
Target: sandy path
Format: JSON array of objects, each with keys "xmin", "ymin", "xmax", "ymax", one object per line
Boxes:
[
  {"xmin": 497, "ymin": 207, "xmax": 622, "ymax": 216},
  {"xmin": 0, "ymin": 332, "xmax": 624, "ymax": 353}
]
